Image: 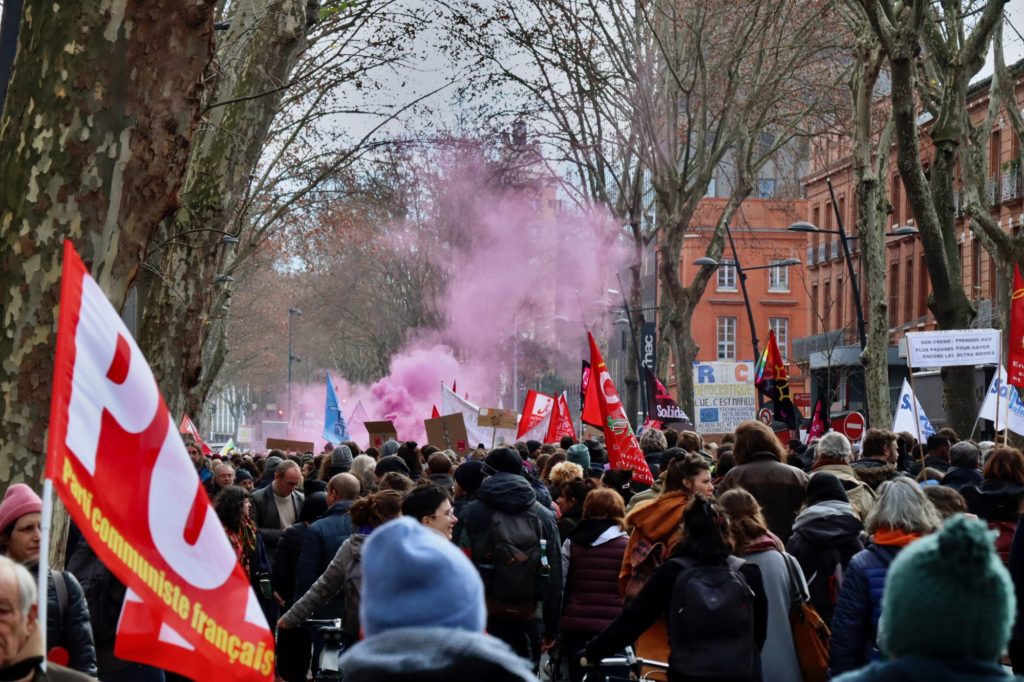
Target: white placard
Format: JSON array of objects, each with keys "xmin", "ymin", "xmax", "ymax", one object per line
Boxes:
[
  {"xmin": 692, "ymin": 362, "xmax": 757, "ymax": 434},
  {"xmin": 905, "ymin": 329, "xmax": 1001, "ymax": 368}
]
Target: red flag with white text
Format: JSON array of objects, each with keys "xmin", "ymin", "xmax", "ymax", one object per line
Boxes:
[
  {"xmin": 45, "ymin": 242, "xmax": 274, "ymax": 681},
  {"xmin": 518, "ymin": 390, "xmax": 554, "ymax": 439},
  {"xmin": 1009, "ymin": 265, "xmax": 1024, "ymax": 388},
  {"xmin": 587, "ymin": 332, "xmax": 654, "ymax": 484},
  {"xmin": 178, "ymin": 415, "xmax": 212, "ymax": 456},
  {"xmin": 545, "ymin": 392, "xmax": 576, "ymax": 443}
]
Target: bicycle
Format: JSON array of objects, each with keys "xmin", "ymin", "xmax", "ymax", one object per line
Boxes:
[
  {"xmin": 582, "ymin": 647, "xmax": 670, "ymax": 682},
  {"xmin": 303, "ymin": 618, "xmax": 346, "ymax": 681}
]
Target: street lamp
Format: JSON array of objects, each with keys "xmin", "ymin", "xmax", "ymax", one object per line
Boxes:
[{"xmin": 287, "ymin": 307, "xmax": 302, "ymax": 425}]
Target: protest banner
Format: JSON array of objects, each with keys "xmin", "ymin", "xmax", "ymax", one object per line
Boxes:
[
  {"xmin": 692, "ymin": 362, "xmax": 757, "ymax": 434},
  {"xmin": 904, "ymin": 329, "xmax": 1001, "ymax": 368},
  {"xmin": 265, "ymin": 438, "xmax": 316, "ymax": 453},
  {"xmin": 45, "ymin": 241, "xmax": 274, "ymax": 680},
  {"xmin": 364, "ymin": 420, "xmax": 398, "ymax": 449}
]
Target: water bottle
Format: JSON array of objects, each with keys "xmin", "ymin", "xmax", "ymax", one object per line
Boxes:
[{"xmin": 539, "ymin": 538, "xmax": 551, "ymax": 576}]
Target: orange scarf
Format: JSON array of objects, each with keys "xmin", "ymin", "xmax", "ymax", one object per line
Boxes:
[{"xmin": 873, "ymin": 527, "xmax": 921, "ymax": 547}]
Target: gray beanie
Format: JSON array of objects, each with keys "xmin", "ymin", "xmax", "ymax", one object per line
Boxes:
[
  {"xmin": 264, "ymin": 456, "xmax": 283, "ymax": 477},
  {"xmin": 380, "ymin": 439, "xmax": 400, "ymax": 458},
  {"xmin": 566, "ymin": 443, "xmax": 591, "ymax": 470},
  {"xmin": 331, "ymin": 445, "xmax": 353, "ymax": 473}
]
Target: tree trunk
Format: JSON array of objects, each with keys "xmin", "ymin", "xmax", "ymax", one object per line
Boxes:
[
  {"xmin": 0, "ymin": 0, "xmax": 214, "ymax": 488},
  {"xmin": 851, "ymin": 44, "xmax": 892, "ymax": 429},
  {"xmin": 137, "ymin": 0, "xmax": 317, "ymax": 420},
  {"xmin": 890, "ymin": 55, "xmax": 978, "ymax": 437}
]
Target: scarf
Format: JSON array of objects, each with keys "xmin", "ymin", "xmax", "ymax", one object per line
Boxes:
[
  {"xmin": 567, "ymin": 518, "xmax": 620, "ymax": 545},
  {"xmin": 739, "ymin": 531, "xmax": 784, "ymax": 555},
  {"xmin": 873, "ymin": 527, "xmax": 921, "ymax": 547},
  {"xmin": 227, "ymin": 515, "xmax": 258, "ymax": 576}
]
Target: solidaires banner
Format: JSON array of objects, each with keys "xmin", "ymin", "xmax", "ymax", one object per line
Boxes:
[{"xmin": 45, "ymin": 242, "xmax": 274, "ymax": 680}]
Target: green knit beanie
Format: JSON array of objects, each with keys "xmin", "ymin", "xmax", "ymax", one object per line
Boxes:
[{"xmin": 879, "ymin": 514, "xmax": 1015, "ymax": 662}]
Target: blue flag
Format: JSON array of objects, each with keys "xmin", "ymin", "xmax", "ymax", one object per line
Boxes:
[{"xmin": 324, "ymin": 372, "xmax": 349, "ymax": 444}]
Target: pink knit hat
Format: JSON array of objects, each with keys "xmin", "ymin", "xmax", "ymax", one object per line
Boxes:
[{"xmin": 0, "ymin": 484, "xmax": 42, "ymax": 533}]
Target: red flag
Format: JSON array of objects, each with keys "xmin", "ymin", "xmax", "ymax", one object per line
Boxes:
[
  {"xmin": 45, "ymin": 242, "xmax": 274, "ymax": 680},
  {"xmin": 431, "ymin": 405, "xmax": 440, "ymax": 419},
  {"xmin": 805, "ymin": 394, "xmax": 828, "ymax": 444},
  {"xmin": 545, "ymin": 392, "xmax": 576, "ymax": 443},
  {"xmin": 452, "ymin": 380, "xmax": 457, "ymax": 393},
  {"xmin": 178, "ymin": 415, "xmax": 212, "ymax": 456},
  {"xmin": 517, "ymin": 390, "xmax": 554, "ymax": 439},
  {"xmin": 587, "ymin": 332, "xmax": 654, "ymax": 484},
  {"xmin": 581, "ymin": 361, "xmax": 603, "ymax": 428},
  {"xmin": 1009, "ymin": 265, "xmax": 1024, "ymax": 388}
]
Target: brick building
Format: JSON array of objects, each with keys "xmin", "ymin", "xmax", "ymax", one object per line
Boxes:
[{"xmin": 795, "ymin": 64, "xmax": 1024, "ymax": 424}]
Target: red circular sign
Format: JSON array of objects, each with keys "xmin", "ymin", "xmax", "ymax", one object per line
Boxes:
[
  {"xmin": 758, "ymin": 408, "xmax": 773, "ymax": 425},
  {"xmin": 842, "ymin": 412, "xmax": 866, "ymax": 441}
]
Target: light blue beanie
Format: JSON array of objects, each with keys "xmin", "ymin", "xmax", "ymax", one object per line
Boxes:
[{"xmin": 359, "ymin": 517, "xmax": 486, "ymax": 636}]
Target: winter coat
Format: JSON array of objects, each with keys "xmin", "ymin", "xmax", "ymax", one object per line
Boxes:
[
  {"xmin": 427, "ymin": 473, "xmax": 455, "ymax": 496},
  {"xmin": 559, "ymin": 520, "xmax": 628, "ymax": 633},
  {"xmin": 940, "ymin": 466, "xmax": 984, "ymax": 491},
  {"xmin": 619, "ymin": 491, "xmax": 689, "ymax": 596},
  {"xmin": 281, "ymin": 533, "xmax": 366, "ymax": 643},
  {"xmin": 250, "ymin": 484, "xmax": 304, "ymax": 555},
  {"xmin": 28, "ymin": 565, "xmax": 97, "ymax": 677},
  {"xmin": 270, "ymin": 522, "xmax": 310, "ymax": 605},
  {"xmin": 785, "ymin": 500, "xmax": 865, "ymax": 625},
  {"xmin": 963, "ymin": 480, "xmax": 1024, "ymax": 566},
  {"xmin": 294, "ymin": 501, "xmax": 353, "ymax": 619},
  {"xmin": 557, "ymin": 507, "xmax": 583, "ymax": 541},
  {"xmin": 828, "ymin": 541, "xmax": 905, "ymax": 676},
  {"xmin": 738, "ymin": 546, "xmax": 806, "ymax": 682},
  {"xmin": 850, "ymin": 458, "xmax": 902, "ymax": 491},
  {"xmin": 584, "ymin": 545, "xmax": 768, "ymax": 682},
  {"xmin": 719, "ymin": 452, "xmax": 809, "ymax": 543},
  {"xmin": 337, "ymin": 626, "xmax": 536, "ymax": 682},
  {"xmin": 811, "ymin": 462, "xmax": 877, "ymax": 520},
  {"xmin": 832, "ymin": 655, "xmax": 1024, "ymax": 682},
  {"xmin": 625, "ymin": 479, "xmax": 663, "ymax": 514},
  {"xmin": 457, "ymin": 473, "xmax": 562, "ymax": 638},
  {"xmin": 1008, "ymin": 520, "xmax": 1024, "ymax": 642},
  {"xmin": 27, "ymin": 662, "xmax": 96, "ymax": 681},
  {"xmin": 907, "ymin": 454, "xmax": 950, "ymax": 477}
]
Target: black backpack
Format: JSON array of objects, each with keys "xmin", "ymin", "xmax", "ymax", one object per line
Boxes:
[
  {"xmin": 668, "ymin": 556, "xmax": 757, "ymax": 679},
  {"xmin": 474, "ymin": 503, "xmax": 552, "ymax": 621}
]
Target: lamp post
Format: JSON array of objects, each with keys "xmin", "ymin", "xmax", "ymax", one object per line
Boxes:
[{"xmin": 287, "ymin": 307, "xmax": 302, "ymax": 424}]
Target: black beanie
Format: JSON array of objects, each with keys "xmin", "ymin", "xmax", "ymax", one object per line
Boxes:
[
  {"xmin": 454, "ymin": 460, "xmax": 486, "ymax": 494},
  {"xmin": 375, "ymin": 455, "xmax": 411, "ymax": 477},
  {"xmin": 483, "ymin": 448, "xmax": 524, "ymax": 476},
  {"xmin": 806, "ymin": 472, "xmax": 849, "ymax": 505}
]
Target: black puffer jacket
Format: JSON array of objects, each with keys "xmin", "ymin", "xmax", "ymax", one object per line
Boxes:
[
  {"xmin": 785, "ymin": 501, "xmax": 865, "ymax": 626},
  {"xmin": 457, "ymin": 473, "xmax": 562, "ymax": 638},
  {"xmin": 28, "ymin": 564, "xmax": 97, "ymax": 677}
]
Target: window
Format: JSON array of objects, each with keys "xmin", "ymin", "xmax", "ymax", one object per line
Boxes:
[
  {"xmin": 904, "ymin": 258, "xmax": 914, "ymax": 323},
  {"xmin": 823, "ymin": 281, "xmax": 832, "ymax": 331},
  {"xmin": 972, "ymin": 239, "xmax": 982, "ymax": 299},
  {"xmin": 812, "ymin": 205, "xmax": 821, "ymax": 254},
  {"xmin": 836, "ymin": 277, "xmax": 845, "ymax": 332},
  {"xmin": 769, "ymin": 318, "xmax": 789, "ymax": 361},
  {"xmin": 717, "ymin": 317, "xmax": 737, "ymax": 360},
  {"xmin": 991, "ymin": 129, "xmax": 1002, "ymax": 177},
  {"xmin": 811, "ymin": 285, "xmax": 819, "ymax": 334},
  {"xmin": 919, "ymin": 254, "xmax": 930, "ymax": 318},
  {"xmin": 758, "ymin": 178, "xmax": 776, "ymax": 198},
  {"xmin": 717, "ymin": 260, "xmax": 737, "ymax": 290},
  {"xmin": 889, "ymin": 262, "xmax": 900, "ymax": 328},
  {"xmin": 768, "ymin": 260, "xmax": 790, "ymax": 292}
]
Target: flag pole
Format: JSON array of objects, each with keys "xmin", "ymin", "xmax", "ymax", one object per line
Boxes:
[
  {"xmin": 38, "ymin": 479, "xmax": 52, "ymax": 672},
  {"xmin": 907, "ymin": 368, "xmax": 925, "ymax": 468}
]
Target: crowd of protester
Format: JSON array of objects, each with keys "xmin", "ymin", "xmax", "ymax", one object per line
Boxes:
[{"xmin": 1, "ymin": 423, "xmax": 1024, "ymax": 680}]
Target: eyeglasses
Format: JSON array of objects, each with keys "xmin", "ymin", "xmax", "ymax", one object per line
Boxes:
[{"xmin": 431, "ymin": 508, "xmax": 456, "ymax": 519}]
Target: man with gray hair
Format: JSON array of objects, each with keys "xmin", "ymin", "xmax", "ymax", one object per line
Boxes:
[
  {"xmin": 811, "ymin": 432, "xmax": 877, "ymax": 521},
  {"xmin": 0, "ymin": 555, "xmax": 92, "ymax": 680},
  {"xmin": 940, "ymin": 441, "xmax": 983, "ymax": 491}
]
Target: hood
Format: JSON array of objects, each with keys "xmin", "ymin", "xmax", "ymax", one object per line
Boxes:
[
  {"xmin": 961, "ymin": 480, "xmax": 1024, "ymax": 521},
  {"xmin": 339, "ymin": 626, "xmax": 535, "ymax": 682},
  {"xmin": 839, "ymin": 655, "xmax": 1014, "ymax": 682},
  {"xmin": 475, "ymin": 473, "xmax": 537, "ymax": 513},
  {"xmin": 625, "ymin": 490, "xmax": 688, "ymax": 541},
  {"xmin": 851, "ymin": 459, "xmax": 897, "ymax": 488},
  {"xmin": 791, "ymin": 504, "xmax": 864, "ymax": 546}
]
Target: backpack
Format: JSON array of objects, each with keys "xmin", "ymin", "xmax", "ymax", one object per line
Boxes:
[
  {"xmin": 341, "ymin": 543, "xmax": 364, "ymax": 642},
  {"xmin": 475, "ymin": 503, "xmax": 551, "ymax": 621},
  {"xmin": 668, "ymin": 556, "xmax": 757, "ymax": 679}
]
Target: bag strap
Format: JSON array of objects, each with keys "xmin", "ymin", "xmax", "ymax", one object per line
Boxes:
[
  {"xmin": 50, "ymin": 569, "xmax": 69, "ymax": 621},
  {"xmin": 782, "ymin": 552, "xmax": 809, "ymax": 607}
]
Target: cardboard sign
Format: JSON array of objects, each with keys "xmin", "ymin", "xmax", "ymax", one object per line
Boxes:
[
  {"xmin": 424, "ymin": 413, "xmax": 471, "ymax": 456},
  {"xmin": 477, "ymin": 407, "xmax": 518, "ymax": 429},
  {"xmin": 364, "ymin": 420, "xmax": 398, "ymax": 449},
  {"xmin": 265, "ymin": 438, "xmax": 315, "ymax": 453}
]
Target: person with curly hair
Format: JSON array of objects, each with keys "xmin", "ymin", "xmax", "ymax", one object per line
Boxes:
[{"xmin": 213, "ymin": 486, "xmax": 275, "ymax": 628}]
